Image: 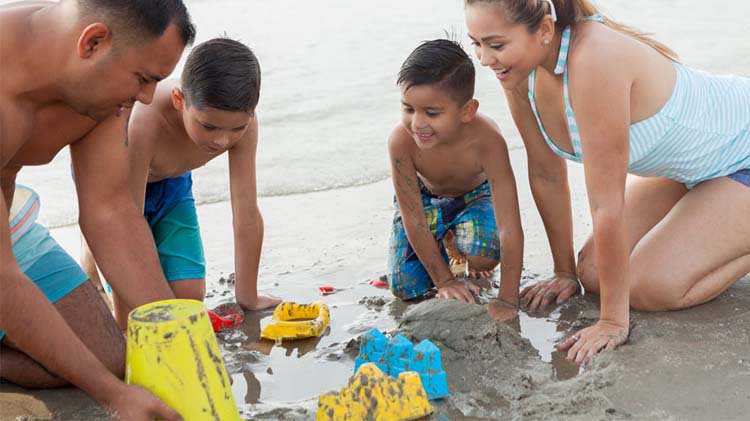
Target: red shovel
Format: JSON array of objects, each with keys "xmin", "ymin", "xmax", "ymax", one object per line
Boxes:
[{"xmin": 207, "ymin": 303, "xmax": 245, "ymax": 332}]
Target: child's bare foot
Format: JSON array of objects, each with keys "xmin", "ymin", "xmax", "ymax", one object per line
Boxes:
[{"xmin": 444, "ymin": 230, "xmax": 496, "ymax": 279}]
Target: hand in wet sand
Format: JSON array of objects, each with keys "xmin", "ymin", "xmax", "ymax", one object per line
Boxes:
[
  {"xmin": 558, "ymin": 320, "xmax": 629, "ymax": 365},
  {"xmin": 521, "ymin": 273, "xmax": 580, "ymax": 311},
  {"xmin": 487, "ymin": 299, "xmax": 518, "ymax": 322},
  {"xmin": 239, "ymin": 294, "xmax": 282, "ymax": 311},
  {"xmin": 108, "ymin": 384, "xmax": 182, "ymax": 420},
  {"xmin": 436, "ymin": 278, "xmax": 480, "ymax": 303}
]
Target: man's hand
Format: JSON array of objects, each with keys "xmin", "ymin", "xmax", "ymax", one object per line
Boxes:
[
  {"xmin": 107, "ymin": 384, "xmax": 182, "ymax": 420},
  {"xmin": 238, "ymin": 293, "xmax": 282, "ymax": 311},
  {"xmin": 520, "ymin": 273, "xmax": 580, "ymax": 311},
  {"xmin": 436, "ymin": 278, "xmax": 480, "ymax": 303},
  {"xmin": 487, "ymin": 299, "xmax": 518, "ymax": 322},
  {"xmin": 557, "ymin": 319, "xmax": 629, "ymax": 365}
]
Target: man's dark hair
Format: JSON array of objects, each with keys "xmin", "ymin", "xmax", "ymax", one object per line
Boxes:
[
  {"xmin": 77, "ymin": 0, "xmax": 196, "ymax": 46},
  {"xmin": 397, "ymin": 39, "xmax": 475, "ymax": 104},
  {"xmin": 181, "ymin": 38, "xmax": 261, "ymax": 113}
]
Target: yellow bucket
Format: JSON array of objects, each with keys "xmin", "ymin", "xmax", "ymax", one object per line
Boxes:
[
  {"xmin": 260, "ymin": 301, "xmax": 330, "ymax": 343},
  {"xmin": 125, "ymin": 299, "xmax": 241, "ymax": 421}
]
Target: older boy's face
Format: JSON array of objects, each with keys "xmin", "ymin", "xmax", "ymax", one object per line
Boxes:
[
  {"xmin": 400, "ymin": 84, "xmax": 464, "ymax": 149},
  {"xmin": 183, "ymin": 106, "xmax": 253, "ymax": 154}
]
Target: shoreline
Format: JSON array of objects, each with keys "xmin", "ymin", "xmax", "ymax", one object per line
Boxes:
[{"xmin": 2, "ymin": 148, "xmax": 749, "ymax": 420}]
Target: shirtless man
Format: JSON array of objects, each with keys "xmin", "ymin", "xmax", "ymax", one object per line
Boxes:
[{"xmin": 1, "ymin": 1, "xmax": 194, "ymax": 418}]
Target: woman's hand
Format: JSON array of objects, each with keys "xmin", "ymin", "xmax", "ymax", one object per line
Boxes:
[
  {"xmin": 520, "ymin": 273, "xmax": 579, "ymax": 311},
  {"xmin": 558, "ymin": 320, "xmax": 629, "ymax": 365}
]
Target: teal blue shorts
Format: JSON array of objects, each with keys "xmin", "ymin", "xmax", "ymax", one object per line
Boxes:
[
  {"xmin": 144, "ymin": 173, "xmax": 206, "ymax": 282},
  {"xmin": 1, "ymin": 223, "xmax": 88, "ymax": 340}
]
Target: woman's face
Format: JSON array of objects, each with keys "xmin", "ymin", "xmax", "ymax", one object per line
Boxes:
[{"xmin": 465, "ymin": 3, "xmax": 548, "ymax": 90}]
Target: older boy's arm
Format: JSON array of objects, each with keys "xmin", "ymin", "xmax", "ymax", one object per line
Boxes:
[
  {"xmin": 0, "ymin": 192, "xmax": 181, "ymax": 420},
  {"xmin": 70, "ymin": 112, "xmax": 174, "ymax": 309},
  {"xmin": 506, "ymin": 84, "xmax": 578, "ymax": 310},
  {"xmin": 389, "ymin": 130, "xmax": 477, "ymax": 303},
  {"xmin": 481, "ymin": 129, "xmax": 524, "ymax": 318},
  {"xmin": 228, "ymin": 118, "xmax": 279, "ymax": 310}
]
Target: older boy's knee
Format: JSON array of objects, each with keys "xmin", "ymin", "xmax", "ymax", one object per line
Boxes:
[{"xmin": 171, "ymin": 278, "xmax": 206, "ymax": 302}]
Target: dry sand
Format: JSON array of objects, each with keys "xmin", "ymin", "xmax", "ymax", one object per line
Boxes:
[{"xmin": 2, "ymin": 149, "xmax": 749, "ymax": 420}]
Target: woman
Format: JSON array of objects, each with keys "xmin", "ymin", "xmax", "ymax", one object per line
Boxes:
[{"xmin": 464, "ymin": 0, "xmax": 750, "ymax": 364}]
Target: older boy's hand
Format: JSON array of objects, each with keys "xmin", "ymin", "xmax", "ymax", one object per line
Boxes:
[
  {"xmin": 521, "ymin": 273, "xmax": 580, "ymax": 311},
  {"xmin": 239, "ymin": 294, "xmax": 282, "ymax": 311},
  {"xmin": 436, "ymin": 279, "xmax": 480, "ymax": 303}
]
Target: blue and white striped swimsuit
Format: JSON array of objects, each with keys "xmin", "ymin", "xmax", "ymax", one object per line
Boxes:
[{"xmin": 528, "ymin": 15, "xmax": 750, "ymax": 189}]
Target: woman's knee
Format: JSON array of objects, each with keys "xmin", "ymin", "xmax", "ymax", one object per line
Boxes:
[{"xmin": 576, "ymin": 245, "xmax": 600, "ymax": 294}]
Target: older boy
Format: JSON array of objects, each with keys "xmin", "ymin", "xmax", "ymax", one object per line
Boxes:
[
  {"xmin": 387, "ymin": 40, "xmax": 523, "ymax": 320},
  {"xmin": 81, "ymin": 38, "xmax": 281, "ymax": 325}
]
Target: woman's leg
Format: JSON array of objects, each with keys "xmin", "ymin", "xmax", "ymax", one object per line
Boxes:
[
  {"xmin": 628, "ymin": 177, "xmax": 750, "ymax": 310},
  {"xmin": 577, "ymin": 176, "xmax": 687, "ymax": 293}
]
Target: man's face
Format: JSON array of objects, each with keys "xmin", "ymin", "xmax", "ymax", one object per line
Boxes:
[{"xmin": 68, "ymin": 24, "xmax": 186, "ymax": 121}]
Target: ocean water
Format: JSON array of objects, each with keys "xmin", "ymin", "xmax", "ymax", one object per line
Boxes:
[{"xmin": 14, "ymin": 0, "xmax": 750, "ymax": 227}]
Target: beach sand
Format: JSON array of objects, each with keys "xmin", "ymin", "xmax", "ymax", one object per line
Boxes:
[{"xmin": 2, "ymin": 148, "xmax": 749, "ymax": 420}]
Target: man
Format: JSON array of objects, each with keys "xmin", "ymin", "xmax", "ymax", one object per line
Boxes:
[{"xmin": 1, "ymin": 1, "xmax": 195, "ymax": 418}]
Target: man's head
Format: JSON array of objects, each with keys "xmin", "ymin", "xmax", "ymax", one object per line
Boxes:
[
  {"xmin": 397, "ymin": 39, "xmax": 478, "ymax": 149},
  {"xmin": 61, "ymin": 0, "xmax": 196, "ymax": 121},
  {"xmin": 171, "ymin": 38, "xmax": 260, "ymax": 155}
]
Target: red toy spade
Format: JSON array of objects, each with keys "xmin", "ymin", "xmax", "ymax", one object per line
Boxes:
[{"xmin": 207, "ymin": 303, "xmax": 245, "ymax": 332}]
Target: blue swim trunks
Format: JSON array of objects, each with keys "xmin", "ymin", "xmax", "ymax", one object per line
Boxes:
[
  {"xmin": 1, "ymin": 186, "xmax": 88, "ymax": 340},
  {"xmin": 387, "ymin": 180, "xmax": 501, "ymax": 300},
  {"xmin": 727, "ymin": 169, "xmax": 750, "ymax": 187},
  {"xmin": 144, "ymin": 172, "xmax": 205, "ymax": 282}
]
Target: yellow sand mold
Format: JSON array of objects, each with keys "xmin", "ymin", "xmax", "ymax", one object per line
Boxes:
[
  {"xmin": 261, "ymin": 301, "xmax": 330, "ymax": 342},
  {"xmin": 126, "ymin": 299, "xmax": 241, "ymax": 421},
  {"xmin": 317, "ymin": 363, "xmax": 433, "ymax": 421}
]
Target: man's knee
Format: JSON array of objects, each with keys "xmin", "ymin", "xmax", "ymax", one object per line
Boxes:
[{"xmin": 170, "ymin": 278, "xmax": 206, "ymax": 302}]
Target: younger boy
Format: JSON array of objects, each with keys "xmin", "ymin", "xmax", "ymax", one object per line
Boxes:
[
  {"xmin": 387, "ymin": 39, "xmax": 523, "ymax": 320},
  {"xmin": 81, "ymin": 38, "xmax": 281, "ymax": 325}
]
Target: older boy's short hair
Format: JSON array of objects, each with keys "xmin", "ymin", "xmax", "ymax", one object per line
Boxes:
[
  {"xmin": 397, "ymin": 39, "xmax": 475, "ymax": 104},
  {"xmin": 77, "ymin": 0, "xmax": 195, "ymax": 46},
  {"xmin": 181, "ymin": 38, "xmax": 261, "ymax": 113}
]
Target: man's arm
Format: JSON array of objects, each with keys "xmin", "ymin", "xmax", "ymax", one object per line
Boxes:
[
  {"xmin": 0, "ymin": 190, "xmax": 181, "ymax": 420},
  {"xmin": 228, "ymin": 117, "xmax": 280, "ymax": 310},
  {"xmin": 388, "ymin": 127, "xmax": 478, "ymax": 303},
  {"xmin": 70, "ymin": 112, "xmax": 174, "ymax": 310},
  {"xmin": 480, "ymin": 125, "xmax": 524, "ymax": 316}
]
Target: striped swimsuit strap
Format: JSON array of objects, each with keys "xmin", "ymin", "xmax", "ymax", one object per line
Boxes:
[{"xmin": 528, "ymin": 14, "xmax": 605, "ymax": 163}]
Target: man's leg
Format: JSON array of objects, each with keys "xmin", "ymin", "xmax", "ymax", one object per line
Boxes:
[{"xmin": 0, "ymin": 224, "xmax": 124, "ymax": 388}]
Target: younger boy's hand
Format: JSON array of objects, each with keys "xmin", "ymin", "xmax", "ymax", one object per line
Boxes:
[
  {"xmin": 436, "ymin": 279, "xmax": 480, "ymax": 303},
  {"xmin": 239, "ymin": 294, "xmax": 282, "ymax": 311}
]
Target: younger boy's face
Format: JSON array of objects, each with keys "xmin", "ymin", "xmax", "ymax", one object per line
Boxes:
[
  {"xmin": 182, "ymin": 106, "xmax": 253, "ymax": 154},
  {"xmin": 400, "ymin": 84, "xmax": 465, "ymax": 149}
]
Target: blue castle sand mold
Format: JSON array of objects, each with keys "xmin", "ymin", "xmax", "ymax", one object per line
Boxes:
[{"xmin": 354, "ymin": 329, "xmax": 449, "ymax": 400}]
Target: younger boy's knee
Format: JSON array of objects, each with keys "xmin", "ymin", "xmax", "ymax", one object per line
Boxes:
[{"xmin": 387, "ymin": 270, "xmax": 431, "ymax": 301}]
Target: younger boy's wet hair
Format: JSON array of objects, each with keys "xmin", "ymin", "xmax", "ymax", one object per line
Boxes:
[
  {"xmin": 397, "ymin": 39, "xmax": 475, "ymax": 104},
  {"xmin": 77, "ymin": 0, "xmax": 195, "ymax": 46},
  {"xmin": 181, "ymin": 38, "xmax": 261, "ymax": 113}
]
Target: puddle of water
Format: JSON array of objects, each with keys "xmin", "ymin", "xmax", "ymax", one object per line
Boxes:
[{"xmin": 210, "ymin": 270, "xmax": 585, "ymax": 414}]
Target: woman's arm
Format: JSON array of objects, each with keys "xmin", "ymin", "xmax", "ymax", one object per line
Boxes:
[
  {"xmin": 558, "ymin": 41, "xmax": 633, "ymax": 364},
  {"xmin": 505, "ymin": 82, "xmax": 578, "ymax": 310}
]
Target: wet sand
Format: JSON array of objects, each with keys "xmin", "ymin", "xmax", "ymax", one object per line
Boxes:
[{"xmin": 2, "ymin": 149, "xmax": 749, "ymax": 420}]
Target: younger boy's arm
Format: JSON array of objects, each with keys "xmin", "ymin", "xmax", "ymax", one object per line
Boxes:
[
  {"xmin": 388, "ymin": 127, "xmax": 478, "ymax": 303},
  {"xmin": 480, "ymin": 125, "xmax": 524, "ymax": 319},
  {"xmin": 228, "ymin": 116, "xmax": 280, "ymax": 310}
]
